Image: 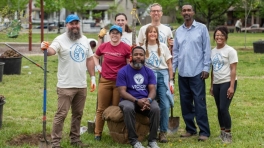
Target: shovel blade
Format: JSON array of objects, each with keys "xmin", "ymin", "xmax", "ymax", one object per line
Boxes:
[
  {"xmin": 39, "ymin": 139, "xmax": 52, "ymax": 148},
  {"xmin": 168, "ymin": 116, "xmax": 180, "ymax": 134}
]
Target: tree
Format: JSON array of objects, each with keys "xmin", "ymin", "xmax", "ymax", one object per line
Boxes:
[
  {"xmin": 62, "ymin": 0, "xmax": 97, "ymax": 15},
  {"xmin": 0, "ymin": 0, "xmax": 28, "ymax": 20}
]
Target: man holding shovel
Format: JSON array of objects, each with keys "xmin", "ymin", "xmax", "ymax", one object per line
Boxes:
[{"xmin": 41, "ymin": 14, "xmax": 96, "ymax": 148}]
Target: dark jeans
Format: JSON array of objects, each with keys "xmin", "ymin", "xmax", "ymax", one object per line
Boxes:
[
  {"xmin": 213, "ymin": 81, "xmax": 237, "ymax": 130},
  {"xmin": 119, "ymin": 100, "xmax": 160, "ymax": 146},
  {"xmin": 236, "ymin": 27, "xmax": 241, "ymax": 32},
  {"xmin": 178, "ymin": 73, "xmax": 210, "ymax": 137}
]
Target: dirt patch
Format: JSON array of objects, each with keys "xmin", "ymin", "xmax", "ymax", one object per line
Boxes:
[{"xmin": 7, "ymin": 133, "xmax": 51, "ymax": 146}]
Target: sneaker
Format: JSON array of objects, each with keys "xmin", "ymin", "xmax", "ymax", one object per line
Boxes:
[
  {"xmin": 159, "ymin": 132, "xmax": 167, "ymax": 143},
  {"xmin": 70, "ymin": 141, "xmax": 89, "ymax": 148},
  {"xmin": 180, "ymin": 132, "xmax": 197, "ymax": 138},
  {"xmin": 198, "ymin": 135, "xmax": 208, "ymax": 141},
  {"xmin": 219, "ymin": 130, "xmax": 225, "ymax": 140},
  {"xmin": 133, "ymin": 142, "xmax": 145, "ymax": 148},
  {"xmin": 222, "ymin": 132, "xmax": 232, "ymax": 143},
  {"xmin": 94, "ymin": 136, "xmax": 101, "ymax": 141},
  {"xmin": 147, "ymin": 142, "xmax": 160, "ymax": 148}
]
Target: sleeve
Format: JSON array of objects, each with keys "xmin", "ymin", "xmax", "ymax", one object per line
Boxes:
[
  {"xmin": 229, "ymin": 48, "xmax": 238, "ymax": 64},
  {"xmin": 138, "ymin": 26, "xmax": 145, "ymax": 44},
  {"xmin": 172, "ymin": 30, "xmax": 179, "ymax": 73},
  {"xmin": 163, "ymin": 44, "xmax": 172, "ymax": 61},
  {"xmin": 202, "ymin": 25, "xmax": 211, "ymax": 72},
  {"xmin": 95, "ymin": 44, "xmax": 104, "ymax": 56},
  {"xmin": 49, "ymin": 37, "xmax": 61, "ymax": 53},
  {"xmin": 116, "ymin": 68, "xmax": 127, "ymax": 87}
]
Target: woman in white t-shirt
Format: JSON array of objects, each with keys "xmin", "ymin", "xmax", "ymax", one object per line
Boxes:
[
  {"xmin": 98, "ymin": 13, "xmax": 138, "ymax": 46},
  {"xmin": 142, "ymin": 25, "xmax": 174, "ymax": 143},
  {"xmin": 210, "ymin": 26, "xmax": 238, "ymax": 144}
]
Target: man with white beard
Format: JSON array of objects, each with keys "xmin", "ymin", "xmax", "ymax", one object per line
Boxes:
[{"xmin": 40, "ymin": 14, "xmax": 95, "ymax": 148}]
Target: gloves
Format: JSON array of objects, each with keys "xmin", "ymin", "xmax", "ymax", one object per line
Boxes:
[
  {"xmin": 169, "ymin": 80, "xmax": 174, "ymax": 94},
  {"xmin": 98, "ymin": 28, "xmax": 107, "ymax": 39},
  {"xmin": 95, "ymin": 65, "xmax": 102, "ymax": 73},
  {"xmin": 90, "ymin": 76, "xmax": 96, "ymax": 92},
  {"xmin": 41, "ymin": 41, "xmax": 49, "ymax": 50}
]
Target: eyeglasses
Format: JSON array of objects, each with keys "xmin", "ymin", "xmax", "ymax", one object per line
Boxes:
[{"xmin": 150, "ymin": 10, "xmax": 162, "ymax": 13}]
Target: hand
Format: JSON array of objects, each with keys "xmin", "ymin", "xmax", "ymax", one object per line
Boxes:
[
  {"xmin": 209, "ymin": 87, "xmax": 214, "ymax": 96},
  {"xmin": 138, "ymin": 98, "xmax": 150, "ymax": 111},
  {"xmin": 201, "ymin": 71, "xmax": 209, "ymax": 80},
  {"xmin": 227, "ymin": 87, "xmax": 234, "ymax": 99},
  {"xmin": 41, "ymin": 41, "xmax": 49, "ymax": 51},
  {"xmin": 168, "ymin": 38, "xmax": 174, "ymax": 46},
  {"xmin": 98, "ymin": 28, "xmax": 107, "ymax": 38},
  {"xmin": 169, "ymin": 80, "xmax": 174, "ymax": 94},
  {"xmin": 90, "ymin": 76, "xmax": 96, "ymax": 92},
  {"xmin": 95, "ymin": 65, "xmax": 102, "ymax": 73}
]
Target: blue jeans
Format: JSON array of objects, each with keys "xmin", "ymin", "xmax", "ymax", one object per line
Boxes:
[
  {"xmin": 156, "ymin": 72, "xmax": 170, "ymax": 133},
  {"xmin": 178, "ymin": 73, "xmax": 210, "ymax": 137}
]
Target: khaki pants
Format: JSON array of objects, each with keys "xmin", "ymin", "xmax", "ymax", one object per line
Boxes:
[
  {"xmin": 51, "ymin": 87, "xmax": 87, "ymax": 146},
  {"xmin": 95, "ymin": 77, "xmax": 119, "ymax": 136}
]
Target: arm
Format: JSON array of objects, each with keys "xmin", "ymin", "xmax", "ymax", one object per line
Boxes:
[
  {"xmin": 202, "ymin": 26, "xmax": 211, "ymax": 73},
  {"xmin": 166, "ymin": 58, "xmax": 173, "ymax": 80},
  {"xmin": 172, "ymin": 34, "xmax": 179, "ymax": 73},
  {"xmin": 86, "ymin": 56, "xmax": 95, "ymax": 77},
  {"xmin": 118, "ymin": 86, "xmax": 138, "ymax": 103},
  {"xmin": 227, "ymin": 63, "xmax": 237, "ymax": 99},
  {"xmin": 93, "ymin": 54, "xmax": 100, "ymax": 66}
]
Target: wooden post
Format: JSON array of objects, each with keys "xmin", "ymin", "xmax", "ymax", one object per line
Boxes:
[
  {"xmin": 28, "ymin": 0, "xmax": 32, "ymax": 51},
  {"xmin": 132, "ymin": 0, "xmax": 137, "ymax": 46}
]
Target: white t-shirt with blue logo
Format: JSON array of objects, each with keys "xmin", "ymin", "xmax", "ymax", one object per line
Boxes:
[
  {"xmin": 211, "ymin": 44, "xmax": 238, "ymax": 84},
  {"xmin": 50, "ymin": 33, "xmax": 94, "ymax": 88}
]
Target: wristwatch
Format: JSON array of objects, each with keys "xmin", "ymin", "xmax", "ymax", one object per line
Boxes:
[
  {"xmin": 147, "ymin": 98, "xmax": 152, "ymax": 104},
  {"xmin": 134, "ymin": 99, "xmax": 138, "ymax": 105}
]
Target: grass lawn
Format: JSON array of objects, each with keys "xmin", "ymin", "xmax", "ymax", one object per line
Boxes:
[{"xmin": 0, "ymin": 30, "xmax": 264, "ymax": 147}]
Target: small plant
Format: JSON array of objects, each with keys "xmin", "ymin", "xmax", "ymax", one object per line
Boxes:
[{"xmin": 0, "ymin": 49, "xmax": 21, "ymax": 58}]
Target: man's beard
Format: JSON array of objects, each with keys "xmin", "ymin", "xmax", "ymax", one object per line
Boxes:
[
  {"xmin": 67, "ymin": 27, "xmax": 82, "ymax": 41},
  {"xmin": 132, "ymin": 59, "xmax": 145, "ymax": 69}
]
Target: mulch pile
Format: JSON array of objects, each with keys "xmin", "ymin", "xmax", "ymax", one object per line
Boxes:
[{"xmin": 0, "ymin": 49, "xmax": 21, "ymax": 58}]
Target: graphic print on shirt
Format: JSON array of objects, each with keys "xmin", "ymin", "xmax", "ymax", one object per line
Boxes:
[
  {"xmin": 212, "ymin": 53, "xmax": 224, "ymax": 72},
  {"xmin": 146, "ymin": 52, "xmax": 161, "ymax": 69},
  {"xmin": 132, "ymin": 73, "xmax": 146, "ymax": 90},
  {"xmin": 70, "ymin": 43, "xmax": 86, "ymax": 62},
  {"xmin": 121, "ymin": 37, "xmax": 131, "ymax": 45},
  {"xmin": 159, "ymin": 31, "xmax": 166, "ymax": 43}
]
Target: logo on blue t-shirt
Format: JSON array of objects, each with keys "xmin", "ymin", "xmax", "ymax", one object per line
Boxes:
[
  {"xmin": 132, "ymin": 73, "xmax": 146, "ymax": 90},
  {"xmin": 70, "ymin": 43, "xmax": 86, "ymax": 62},
  {"xmin": 212, "ymin": 53, "xmax": 224, "ymax": 72}
]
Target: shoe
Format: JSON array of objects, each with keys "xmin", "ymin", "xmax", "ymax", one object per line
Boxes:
[
  {"xmin": 94, "ymin": 136, "xmax": 101, "ymax": 141},
  {"xmin": 219, "ymin": 130, "xmax": 225, "ymax": 140},
  {"xmin": 198, "ymin": 135, "xmax": 208, "ymax": 141},
  {"xmin": 222, "ymin": 132, "xmax": 232, "ymax": 143},
  {"xmin": 180, "ymin": 132, "xmax": 197, "ymax": 138},
  {"xmin": 132, "ymin": 142, "xmax": 145, "ymax": 148},
  {"xmin": 158, "ymin": 132, "xmax": 167, "ymax": 143},
  {"xmin": 70, "ymin": 141, "xmax": 89, "ymax": 148},
  {"xmin": 147, "ymin": 141, "xmax": 160, "ymax": 148}
]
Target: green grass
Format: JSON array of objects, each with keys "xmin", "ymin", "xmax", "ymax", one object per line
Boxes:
[{"xmin": 0, "ymin": 31, "xmax": 264, "ymax": 147}]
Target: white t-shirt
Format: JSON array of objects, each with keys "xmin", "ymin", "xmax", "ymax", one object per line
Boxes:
[
  {"xmin": 143, "ymin": 43, "xmax": 172, "ymax": 70},
  {"xmin": 104, "ymin": 32, "xmax": 138, "ymax": 46},
  {"xmin": 211, "ymin": 44, "xmax": 238, "ymax": 84},
  {"xmin": 50, "ymin": 33, "xmax": 94, "ymax": 88},
  {"xmin": 138, "ymin": 24, "xmax": 173, "ymax": 45}
]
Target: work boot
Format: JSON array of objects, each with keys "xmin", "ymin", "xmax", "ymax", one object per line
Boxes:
[
  {"xmin": 180, "ymin": 132, "xmax": 197, "ymax": 138},
  {"xmin": 70, "ymin": 141, "xmax": 89, "ymax": 148},
  {"xmin": 158, "ymin": 132, "xmax": 167, "ymax": 143}
]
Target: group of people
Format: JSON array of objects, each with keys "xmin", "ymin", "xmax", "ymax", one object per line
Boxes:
[{"xmin": 40, "ymin": 3, "xmax": 238, "ymax": 148}]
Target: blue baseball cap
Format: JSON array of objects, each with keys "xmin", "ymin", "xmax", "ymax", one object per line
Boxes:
[
  {"xmin": 109, "ymin": 25, "xmax": 122, "ymax": 34},
  {"xmin": 66, "ymin": 14, "xmax": 80, "ymax": 23}
]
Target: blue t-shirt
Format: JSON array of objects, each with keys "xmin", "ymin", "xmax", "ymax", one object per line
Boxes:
[{"xmin": 116, "ymin": 64, "xmax": 157, "ymax": 100}]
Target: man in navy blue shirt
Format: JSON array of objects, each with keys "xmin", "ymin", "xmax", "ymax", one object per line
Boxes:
[{"xmin": 116, "ymin": 46, "xmax": 160, "ymax": 148}]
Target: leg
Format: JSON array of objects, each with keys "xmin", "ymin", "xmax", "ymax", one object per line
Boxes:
[
  {"xmin": 95, "ymin": 78, "xmax": 113, "ymax": 137},
  {"xmin": 146, "ymin": 100, "xmax": 160, "ymax": 142},
  {"xmin": 51, "ymin": 88, "xmax": 74, "ymax": 147},
  {"xmin": 119, "ymin": 100, "xmax": 137, "ymax": 146},
  {"xmin": 189, "ymin": 73, "xmax": 210, "ymax": 137},
  {"xmin": 178, "ymin": 75, "xmax": 197, "ymax": 134},
  {"xmin": 70, "ymin": 88, "xmax": 87, "ymax": 143},
  {"xmin": 111, "ymin": 81, "xmax": 120, "ymax": 106},
  {"xmin": 213, "ymin": 84, "xmax": 225, "ymax": 129}
]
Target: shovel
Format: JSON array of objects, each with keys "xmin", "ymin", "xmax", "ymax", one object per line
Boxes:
[
  {"xmin": 39, "ymin": 49, "xmax": 52, "ymax": 148},
  {"xmin": 168, "ymin": 107, "xmax": 180, "ymax": 134}
]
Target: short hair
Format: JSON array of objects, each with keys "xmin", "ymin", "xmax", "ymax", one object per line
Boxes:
[
  {"xmin": 150, "ymin": 3, "xmax": 162, "ymax": 11},
  {"xmin": 213, "ymin": 26, "xmax": 229, "ymax": 40},
  {"xmin": 132, "ymin": 46, "xmax": 145, "ymax": 54},
  {"xmin": 89, "ymin": 41, "xmax": 97, "ymax": 48}
]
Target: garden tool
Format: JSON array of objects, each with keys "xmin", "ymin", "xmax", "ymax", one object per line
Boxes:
[
  {"xmin": 5, "ymin": 43, "xmax": 45, "ymax": 71},
  {"xmin": 39, "ymin": 49, "xmax": 51, "ymax": 148},
  {"xmin": 168, "ymin": 107, "xmax": 180, "ymax": 134}
]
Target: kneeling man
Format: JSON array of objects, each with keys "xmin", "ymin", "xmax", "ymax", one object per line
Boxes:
[{"xmin": 116, "ymin": 46, "xmax": 160, "ymax": 148}]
